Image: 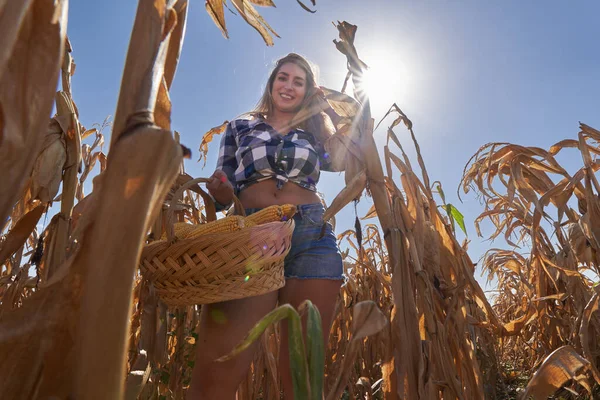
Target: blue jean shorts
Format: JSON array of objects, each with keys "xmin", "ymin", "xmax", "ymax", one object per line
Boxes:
[{"xmin": 244, "ymin": 203, "xmax": 344, "ymax": 280}]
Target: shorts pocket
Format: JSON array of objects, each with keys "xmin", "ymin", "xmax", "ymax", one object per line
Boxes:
[{"xmin": 300, "ymin": 208, "xmax": 326, "ymax": 227}]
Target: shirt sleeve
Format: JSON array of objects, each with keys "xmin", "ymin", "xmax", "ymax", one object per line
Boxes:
[
  {"xmin": 214, "ymin": 121, "xmax": 239, "ymax": 210},
  {"xmin": 216, "ymin": 121, "xmax": 239, "ymax": 185}
]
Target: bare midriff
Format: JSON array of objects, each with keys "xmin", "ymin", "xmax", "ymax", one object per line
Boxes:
[{"xmin": 238, "ymin": 179, "xmax": 321, "ymax": 209}]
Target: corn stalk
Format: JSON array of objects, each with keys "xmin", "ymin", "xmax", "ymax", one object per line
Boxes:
[
  {"xmin": 0, "ymin": 0, "xmax": 184, "ymax": 398},
  {"xmin": 461, "ymin": 123, "xmax": 600, "ymax": 398}
]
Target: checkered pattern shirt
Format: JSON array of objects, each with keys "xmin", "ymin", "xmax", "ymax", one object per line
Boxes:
[{"xmin": 216, "ymin": 118, "xmax": 336, "ymax": 196}]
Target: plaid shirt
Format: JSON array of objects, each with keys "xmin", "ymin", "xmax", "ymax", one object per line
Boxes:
[{"xmin": 216, "ymin": 118, "xmax": 337, "ymax": 196}]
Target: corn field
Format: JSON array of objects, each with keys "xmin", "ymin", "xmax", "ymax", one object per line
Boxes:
[{"xmin": 1, "ymin": 1, "xmax": 600, "ymax": 399}]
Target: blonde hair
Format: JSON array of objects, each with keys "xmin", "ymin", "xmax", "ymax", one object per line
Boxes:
[{"xmin": 248, "ymin": 53, "xmax": 335, "ymax": 140}]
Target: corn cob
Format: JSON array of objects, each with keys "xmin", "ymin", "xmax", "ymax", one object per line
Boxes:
[
  {"xmin": 245, "ymin": 204, "xmax": 297, "ymax": 226},
  {"xmin": 159, "ymin": 204, "xmax": 295, "ymax": 241},
  {"xmin": 161, "ymin": 216, "xmax": 256, "ymax": 240}
]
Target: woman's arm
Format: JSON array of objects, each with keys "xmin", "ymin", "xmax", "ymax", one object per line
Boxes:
[{"xmin": 208, "ymin": 122, "xmax": 237, "ymax": 210}]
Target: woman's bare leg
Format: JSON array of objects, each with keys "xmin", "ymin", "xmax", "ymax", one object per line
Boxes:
[
  {"xmin": 278, "ymin": 279, "xmax": 342, "ymax": 400},
  {"xmin": 187, "ymin": 291, "xmax": 279, "ymax": 399}
]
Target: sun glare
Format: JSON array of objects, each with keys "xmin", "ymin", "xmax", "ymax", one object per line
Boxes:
[{"xmin": 355, "ymin": 53, "xmax": 411, "ymax": 112}]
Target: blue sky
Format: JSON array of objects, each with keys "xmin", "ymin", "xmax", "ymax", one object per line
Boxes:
[{"xmin": 66, "ymin": 1, "xmax": 600, "ymax": 290}]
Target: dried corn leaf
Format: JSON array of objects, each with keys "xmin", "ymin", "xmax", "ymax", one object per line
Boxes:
[
  {"xmin": 0, "ymin": 204, "xmax": 45, "ymax": 266},
  {"xmin": 323, "ymin": 169, "xmax": 366, "ymax": 223},
  {"xmin": 164, "ymin": 0, "xmax": 187, "ymax": 90},
  {"xmin": 81, "ymin": 127, "xmax": 97, "ymax": 140},
  {"xmin": 361, "ymin": 204, "xmax": 377, "ymax": 220},
  {"xmin": 0, "ymin": 0, "xmax": 35, "ymax": 74},
  {"xmin": 0, "ymin": 258, "xmax": 80, "ymax": 398},
  {"xmin": 295, "ymin": 0, "xmax": 316, "ymax": 13},
  {"xmin": 521, "ymin": 346, "xmax": 591, "ymax": 400},
  {"xmin": 351, "ymin": 300, "xmax": 388, "ymax": 340},
  {"xmin": 205, "ymin": 0, "xmax": 228, "ymax": 39},
  {"xmin": 326, "ymin": 301, "xmax": 387, "ymax": 400},
  {"xmin": 579, "ymin": 293, "xmax": 600, "ymax": 385},
  {"xmin": 198, "ymin": 120, "xmax": 228, "ymax": 166},
  {"xmin": 229, "ymin": 0, "xmax": 279, "ymax": 46},
  {"xmin": 248, "ymin": 0, "xmax": 276, "ymax": 6}
]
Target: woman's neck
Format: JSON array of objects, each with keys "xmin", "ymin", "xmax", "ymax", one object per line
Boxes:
[{"xmin": 266, "ymin": 109, "xmax": 296, "ymax": 134}]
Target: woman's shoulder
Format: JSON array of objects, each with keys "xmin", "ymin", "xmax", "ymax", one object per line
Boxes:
[{"xmin": 228, "ymin": 116, "xmax": 264, "ymax": 133}]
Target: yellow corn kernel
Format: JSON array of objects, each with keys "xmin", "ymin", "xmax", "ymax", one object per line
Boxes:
[
  {"xmin": 160, "ymin": 222, "xmax": 194, "ymax": 240},
  {"xmin": 186, "ymin": 216, "xmax": 246, "ymax": 239},
  {"xmin": 245, "ymin": 204, "xmax": 297, "ymax": 226},
  {"xmin": 161, "ymin": 216, "xmax": 254, "ymax": 240}
]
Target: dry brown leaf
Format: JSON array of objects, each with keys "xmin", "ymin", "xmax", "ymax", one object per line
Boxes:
[
  {"xmin": 198, "ymin": 120, "xmax": 228, "ymax": 166},
  {"xmin": 230, "ymin": 0, "xmax": 279, "ymax": 46},
  {"xmin": 521, "ymin": 346, "xmax": 591, "ymax": 400},
  {"xmin": 579, "ymin": 294, "xmax": 600, "ymax": 385},
  {"xmin": 361, "ymin": 204, "xmax": 377, "ymax": 220},
  {"xmin": 248, "ymin": 0, "xmax": 276, "ymax": 6},
  {"xmin": 0, "ymin": 0, "xmax": 35, "ymax": 74},
  {"xmin": 351, "ymin": 300, "xmax": 388, "ymax": 341},
  {"xmin": 0, "ymin": 204, "xmax": 45, "ymax": 266},
  {"xmin": 532, "ymin": 293, "xmax": 568, "ymax": 302},
  {"xmin": 154, "ymin": 77, "xmax": 172, "ymax": 130},
  {"xmin": 323, "ymin": 169, "xmax": 366, "ymax": 223},
  {"xmin": 205, "ymin": 0, "xmax": 228, "ymax": 39},
  {"xmin": 164, "ymin": 0, "xmax": 188, "ymax": 90},
  {"xmin": 81, "ymin": 127, "xmax": 97, "ymax": 140},
  {"xmin": 295, "ymin": 0, "xmax": 316, "ymax": 13},
  {"xmin": 326, "ymin": 301, "xmax": 388, "ymax": 400},
  {"xmin": 0, "ymin": 255, "xmax": 81, "ymax": 398}
]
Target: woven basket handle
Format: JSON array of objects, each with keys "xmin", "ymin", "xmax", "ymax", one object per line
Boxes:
[{"xmin": 165, "ymin": 177, "xmax": 244, "ymax": 242}]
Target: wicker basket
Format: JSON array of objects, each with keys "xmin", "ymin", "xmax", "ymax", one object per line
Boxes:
[{"xmin": 139, "ymin": 177, "xmax": 294, "ymax": 306}]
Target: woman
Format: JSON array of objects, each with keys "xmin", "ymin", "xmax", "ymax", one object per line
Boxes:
[{"xmin": 188, "ymin": 53, "xmax": 347, "ymax": 399}]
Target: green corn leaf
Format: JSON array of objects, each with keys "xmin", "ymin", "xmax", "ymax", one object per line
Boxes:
[
  {"xmin": 300, "ymin": 300, "xmax": 325, "ymax": 400},
  {"xmin": 287, "ymin": 308, "xmax": 311, "ymax": 399},
  {"xmin": 216, "ymin": 304, "xmax": 310, "ymax": 399},
  {"xmin": 448, "ymin": 204, "xmax": 467, "ymax": 236},
  {"xmin": 444, "ymin": 204, "xmax": 456, "ymax": 233},
  {"xmin": 435, "ymin": 182, "xmax": 446, "ymax": 204}
]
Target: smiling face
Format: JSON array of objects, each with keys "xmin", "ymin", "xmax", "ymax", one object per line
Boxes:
[{"xmin": 270, "ymin": 62, "xmax": 307, "ymax": 114}]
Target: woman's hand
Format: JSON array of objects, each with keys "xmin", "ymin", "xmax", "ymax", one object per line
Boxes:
[
  {"xmin": 314, "ymin": 86, "xmax": 342, "ymax": 128},
  {"xmin": 314, "ymin": 85, "xmax": 326, "ymax": 100},
  {"xmin": 207, "ymin": 170, "xmax": 234, "ymax": 206}
]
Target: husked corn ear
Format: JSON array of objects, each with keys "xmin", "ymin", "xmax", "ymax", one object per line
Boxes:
[
  {"xmin": 161, "ymin": 216, "xmax": 255, "ymax": 240},
  {"xmin": 186, "ymin": 216, "xmax": 253, "ymax": 239},
  {"xmin": 245, "ymin": 204, "xmax": 297, "ymax": 226},
  {"xmin": 160, "ymin": 222, "xmax": 191, "ymax": 240},
  {"xmin": 159, "ymin": 205, "xmax": 295, "ymax": 241},
  {"xmin": 171, "ymin": 222, "xmax": 198, "ymax": 239}
]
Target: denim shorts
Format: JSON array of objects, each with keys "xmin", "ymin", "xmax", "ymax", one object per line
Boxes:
[{"xmin": 245, "ymin": 203, "xmax": 344, "ymax": 280}]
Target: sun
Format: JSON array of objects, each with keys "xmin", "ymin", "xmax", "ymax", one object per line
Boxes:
[{"xmin": 354, "ymin": 52, "xmax": 410, "ymax": 110}]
